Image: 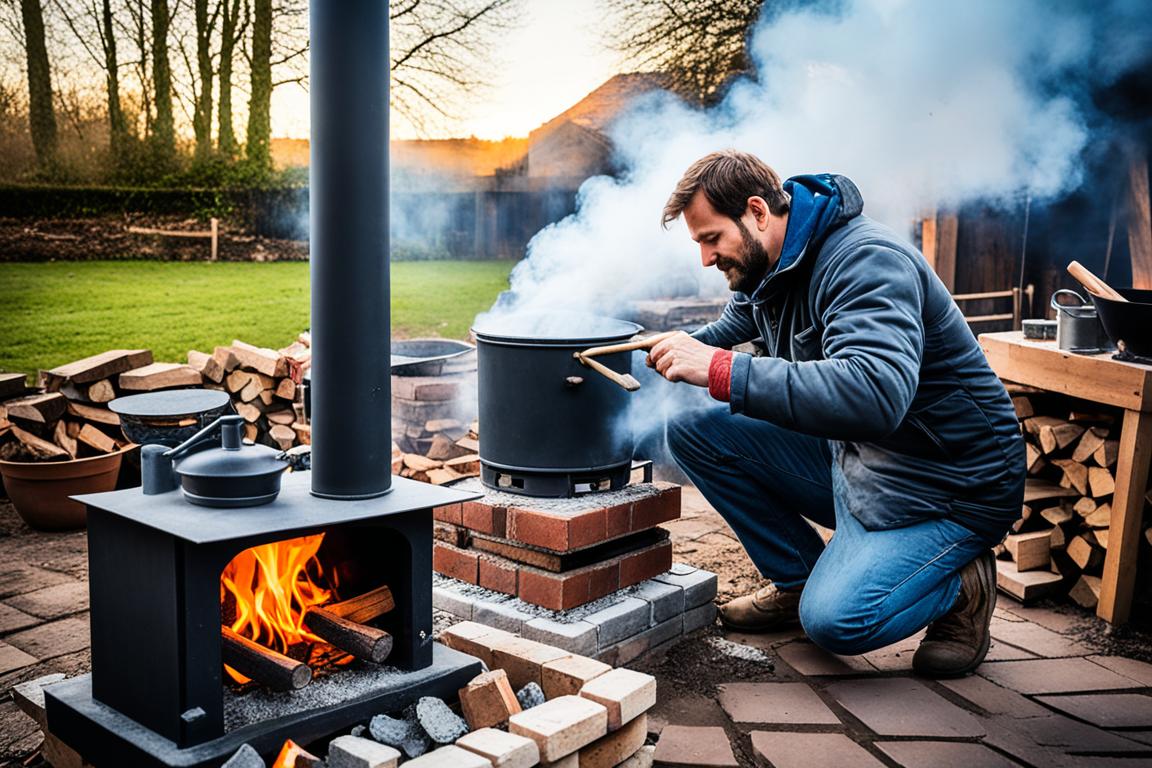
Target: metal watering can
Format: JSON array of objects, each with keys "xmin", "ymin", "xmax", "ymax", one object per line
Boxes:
[{"xmin": 1050, "ymin": 289, "xmax": 1111, "ymax": 354}]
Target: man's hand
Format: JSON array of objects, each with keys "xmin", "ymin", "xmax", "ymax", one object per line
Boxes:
[{"xmin": 647, "ymin": 332, "xmax": 717, "ymax": 387}]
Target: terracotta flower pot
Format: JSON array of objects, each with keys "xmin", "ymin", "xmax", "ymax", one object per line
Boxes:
[{"xmin": 0, "ymin": 446, "xmax": 134, "ymax": 531}]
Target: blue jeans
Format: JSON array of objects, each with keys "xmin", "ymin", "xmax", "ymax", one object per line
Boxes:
[{"xmin": 666, "ymin": 403, "xmax": 991, "ymax": 655}]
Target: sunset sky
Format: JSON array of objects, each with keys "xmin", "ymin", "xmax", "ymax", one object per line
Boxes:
[{"xmin": 272, "ymin": 0, "xmax": 623, "ymax": 141}]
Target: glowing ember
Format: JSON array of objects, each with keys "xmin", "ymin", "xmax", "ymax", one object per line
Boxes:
[
  {"xmin": 271, "ymin": 739, "xmax": 319, "ymax": 768},
  {"xmin": 220, "ymin": 534, "xmax": 336, "ymax": 684}
]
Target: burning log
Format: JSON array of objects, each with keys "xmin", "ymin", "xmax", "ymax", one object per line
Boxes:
[
  {"xmin": 304, "ymin": 607, "xmax": 393, "ymax": 663},
  {"xmin": 325, "ymin": 585, "xmax": 395, "ymax": 624},
  {"xmin": 221, "ymin": 626, "xmax": 312, "ymax": 691}
]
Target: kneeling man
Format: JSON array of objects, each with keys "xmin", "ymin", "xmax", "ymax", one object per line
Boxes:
[{"xmin": 649, "ymin": 150, "xmax": 1024, "ymax": 677}]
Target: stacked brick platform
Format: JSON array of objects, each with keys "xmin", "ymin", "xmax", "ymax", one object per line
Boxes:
[
  {"xmin": 431, "ymin": 479, "xmax": 682, "ymax": 610},
  {"xmin": 391, "ymin": 363, "xmax": 477, "ymax": 455}
]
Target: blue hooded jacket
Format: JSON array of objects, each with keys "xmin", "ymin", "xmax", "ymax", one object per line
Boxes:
[{"xmin": 693, "ymin": 174, "xmax": 1025, "ymax": 540}]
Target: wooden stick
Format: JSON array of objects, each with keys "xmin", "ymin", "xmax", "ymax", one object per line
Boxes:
[
  {"xmin": 325, "ymin": 585, "xmax": 395, "ymax": 624},
  {"xmin": 1067, "ymin": 261, "xmax": 1127, "ymax": 302},
  {"xmin": 574, "ymin": 353, "xmax": 641, "ymax": 392},
  {"xmin": 221, "ymin": 626, "xmax": 312, "ymax": 691},
  {"xmin": 304, "ymin": 607, "xmax": 393, "ymax": 663},
  {"xmin": 579, "ymin": 331, "xmax": 678, "ymax": 359}
]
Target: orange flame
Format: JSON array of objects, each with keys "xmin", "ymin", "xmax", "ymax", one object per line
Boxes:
[
  {"xmin": 271, "ymin": 739, "xmax": 318, "ymax": 768},
  {"xmin": 220, "ymin": 534, "xmax": 334, "ymax": 684}
]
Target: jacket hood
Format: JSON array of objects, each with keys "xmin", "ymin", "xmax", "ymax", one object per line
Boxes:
[{"xmin": 745, "ymin": 174, "xmax": 863, "ymax": 305}]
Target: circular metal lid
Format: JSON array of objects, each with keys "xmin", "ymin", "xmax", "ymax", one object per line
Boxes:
[
  {"xmin": 109, "ymin": 389, "xmax": 231, "ymax": 418},
  {"xmin": 472, "ymin": 312, "xmax": 642, "ymax": 345},
  {"xmin": 175, "ymin": 441, "xmax": 287, "ymax": 479}
]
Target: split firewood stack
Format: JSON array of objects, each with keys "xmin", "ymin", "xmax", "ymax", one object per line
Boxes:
[
  {"xmin": 996, "ymin": 387, "xmax": 1141, "ymax": 610},
  {"xmin": 186, "ymin": 337, "xmax": 310, "ymax": 451},
  {"xmin": 392, "ymin": 419, "xmax": 481, "ymax": 485},
  {"xmin": 0, "ymin": 350, "xmax": 162, "ymax": 462}
]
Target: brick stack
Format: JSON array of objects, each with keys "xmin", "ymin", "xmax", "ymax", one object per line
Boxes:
[
  {"xmin": 431, "ymin": 479, "xmax": 681, "ymax": 611},
  {"xmin": 391, "ymin": 361, "xmax": 477, "ymax": 456}
]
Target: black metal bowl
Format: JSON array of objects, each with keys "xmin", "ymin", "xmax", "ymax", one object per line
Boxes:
[
  {"xmin": 109, "ymin": 390, "xmax": 234, "ymax": 447},
  {"xmin": 1088, "ymin": 288, "xmax": 1152, "ymax": 358}
]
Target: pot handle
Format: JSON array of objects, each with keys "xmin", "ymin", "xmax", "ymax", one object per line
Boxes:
[
  {"xmin": 579, "ymin": 331, "xmax": 677, "ymax": 359},
  {"xmin": 164, "ymin": 414, "xmax": 245, "ymax": 459},
  {"xmin": 1051, "ymin": 289, "xmax": 1088, "ymax": 314},
  {"xmin": 573, "ymin": 352, "xmax": 641, "ymax": 392}
]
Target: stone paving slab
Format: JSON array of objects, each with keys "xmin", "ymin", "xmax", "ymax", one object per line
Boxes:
[
  {"xmin": 938, "ymin": 674, "xmax": 1050, "ymax": 719},
  {"xmin": 716, "ymin": 682, "xmax": 839, "ymax": 725},
  {"xmin": 1013, "ymin": 713, "xmax": 1150, "ymax": 754},
  {"xmin": 1035, "ymin": 693, "xmax": 1152, "ymax": 729},
  {"xmin": 4, "ymin": 616, "xmax": 90, "ymax": 661},
  {"xmin": 989, "ymin": 616, "xmax": 1091, "ymax": 657},
  {"xmin": 0, "ymin": 642, "xmax": 37, "ymax": 675},
  {"xmin": 873, "ymin": 740, "xmax": 1018, "ymax": 768},
  {"xmin": 0, "ymin": 566, "xmax": 73, "ymax": 599},
  {"xmin": 983, "ymin": 641, "xmax": 1037, "ymax": 662},
  {"xmin": 776, "ymin": 641, "xmax": 875, "ymax": 676},
  {"xmin": 650, "ymin": 725, "xmax": 737, "ymax": 767},
  {"xmin": 5, "ymin": 581, "xmax": 89, "ymax": 620},
  {"xmin": 827, "ymin": 678, "xmax": 985, "ymax": 738},
  {"xmin": 979, "ymin": 658, "xmax": 1142, "ymax": 695},
  {"xmin": 749, "ymin": 732, "xmax": 884, "ymax": 768},
  {"xmin": 0, "ymin": 603, "xmax": 40, "ymax": 634},
  {"xmin": 1088, "ymin": 655, "xmax": 1152, "ymax": 687}
]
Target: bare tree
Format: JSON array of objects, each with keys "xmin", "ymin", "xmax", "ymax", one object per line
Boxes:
[
  {"xmin": 216, "ymin": 0, "xmax": 242, "ymax": 157},
  {"xmin": 243, "ymin": 0, "xmax": 267, "ymax": 168},
  {"xmin": 19, "ymin": 0, "xmax": 58, "ymax": 170},
  {"xmin": 150, "ymin": 0, "xmax": 174, "ymax": 167},
  {"xmin": 390, "ymin": 0, "xmax": 519, "ymax": 136},
  {"xmin": 190, "ymin": 0, "xmax": 218, "ymax": 160},
  {"xmin": 603, "ymin": 0, "xmax": 764, "ymax": 105}
]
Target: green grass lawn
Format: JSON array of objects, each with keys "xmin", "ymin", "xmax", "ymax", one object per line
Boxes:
[{"xmin": 0, "ymin": 260, "xmax": 514, "ymax": 378}]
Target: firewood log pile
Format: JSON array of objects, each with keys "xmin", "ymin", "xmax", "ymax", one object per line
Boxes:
[
  {"xmin": 391, "ymin": 419, "xmax": 481, "ymax": 485},
  {"xmin": 996, "ymin": 387, "xmax": 1144, "ymax": 609}
]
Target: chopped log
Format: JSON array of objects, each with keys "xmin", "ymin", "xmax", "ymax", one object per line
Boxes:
[
  {"xmin": 325, "ymin": 585, "xmax": 395, "ymax": 624},
  {"xmin": 1041, "ymin": 422, "xmax": 1085, "ymax": 454},
  {"xmin": 1146, "ymin": 528, "xmax": 1152, "ymax": 548},
  {"xmin": 455, "ymin": 436, "xmax": 480, "ymax": 454},
  {"xmin": 996, "ymin": 559, "xmax": 1062, "ymax": 603},
  {"xmin": 42, "ymin": 349, "xmax": 152, "ymax": 388},
  {"xmin": 445, "ymin": 454, "xmax": 481, "ymax": 476},
  {"xmin": 77, "ymin": 424, "xmax": 117, "ymax": 454},
  {"xmin": 275, "ymin": 378, "xmax": 296, "ymax": 401},
  {"xmin": 6, "ymin": 393, "xmax": 67, "ymax": 424},
  {"xmin": 66, "ymin": 401, "xmax": 120, "ymax": 426},
  {"xmin": 1094, "ymin": 439, "xmax": 1119, "ymax": 468},
  {"xmin": 1023, "ymin": 478, "xmax": 1078, "ymax": 504},
  {"xmin": 470, "ymin": 420, "xmax": 479, "ymax": 438},
  {"xmin": 1004, "ymin": 530, "xmax": 1052, "ymax": 572},
  {"xmin": 188, "ymin": 350, "xmax": 225, "ymax": 383},
  {"xmin": 1072, "ymin": 429, "xmax": 1107, "ymax": 463},
  {"xmin": 292, "ymin": 422, "xmax": 311, "ymax": 446},
  {"xmin": 1088, "ymin": 466, "xmax": 1115, "ymax": 498},
  {"xmin": 266, "ymin": 408, "xmax": 295, "ymax": 426},
  {"xmin": 1052, "ymin": 460, "xmax": 1088, "ymax": 496},
  {"xmin": 1011, "ymin": 396, "xmax": 1034, "ymax": 419},
  {"xmin": 1040, "ymin": 504, "xmax": 1073, "ymax": 526},
  {"xmin": 426, "ymin": 433, "xmax": 473, "ymax": 461},
  {"xmin": 87, "ymin": 379, "xmax": 116, "ymax": 403},
  {"xmin": 11, "ymin": 425, "xmax": 69, "ymax": 460},
  {"xmin": 0, "ymin": 372, "xmax": 27, "ymax": 400},
  {"xmin": 235, "ymin": 402, "xmax": 262, "ymax": 423},
  {"xmin": 1050, "ymin": 525, "xmax": 1067, "ymax": 550},
  {"xmin": 212, "ymin": 346, "xmax": 240, "ymax": 373},
  {"xmin": 243, "ymin": 423, "xmax": 259, "ymax": 442},
  {"xmin": 240, "ymin": 376, "xmax": 265, "ymax": 402},
  {"xmin": 427, "ymin": 467, "xmax": 464, "ymax": 485},
  {"xmin": 1025, "ymin": 443, "xmax": 1044, "ymax": 474},
  {"xmin": 257, "ymin": 389, "xmax": 276, "ymax": 406},
  {"xmin": 225, "ymin": 369, "xmax": 253, "ymax": 393},
  {"xmin": 52, "ymin": 421, "xmax": 77, "ymax": 459},
  {"xmin": 1085, "ymin": 502, "xmax": 1112, "ymax": 529},
  {"xmin": 65, "ymin": 421, "xmax": 82, "ymax": 439},
  {"xmin": 1069, "ymin": 411, "xmax": 1114, "ymax": 425},
  {"xmin": 119, "ymin": 363, "xmax": 201, "ymax": 391},
  {"xmin": 232, "ymin": 340, "xmax": 300, "ymax": 381},
  {"xmin": 268, "ymin": 424, "xmax": 295, "ymax": 451},
  {"xmin": 220, "ymin": 626, "xmax": 311, "ymax": 691},
  {"xmin": 425, "ymin": 419, "xmax": 467, "ymax": 440},
  {"xmin": 1067, "ymin": 534, "xmax": 1104, "ymax": 571},
  {"xmin": 403, "ymin": 453, "xmax": 443, "ymax": 472},
  {"xmin": 1074, "ymin": 496, "xmax": 1097, "ymax": 518},
  {"xmin": 304, "ymin": 607, "xmax": 393, "ymax": 663},
  {"xmin": 1096, "ymin": 528, "xmax": 1110, "ymax": 550},
  {"xmin": 279, "ymin": 340, "xmax": 310, "ymax": 359},
  {"xmin": 1069, "ymin": 575, "xmax": 1102, "ymax": 610}
]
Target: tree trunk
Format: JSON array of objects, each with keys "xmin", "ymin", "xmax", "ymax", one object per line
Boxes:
[
  {"xmin": 19, "ymin": 0, "xmax": 57, "ymax": 172},
  {"xmin": 216, "ymin": 0, "xmax": 242, "ymax": 158},
  {"xmin": 150, "ymin": 0, "xmax": 176, "ymax": 169},
  {"xmin": 101, "ymin": 0, "xmax": 127, "ymax": 164},
  {"xmin": 192, "ymin": 0, "xmax": 214, "ymax": 162},
  {"xmin": 245, "ymin": 0, "xmax": 271, "ymax": 171}
]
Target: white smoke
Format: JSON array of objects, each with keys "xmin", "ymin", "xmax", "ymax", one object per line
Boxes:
[{"xmin": 493, "ymin": 0, "xmax": 1152, "ymax": 319}]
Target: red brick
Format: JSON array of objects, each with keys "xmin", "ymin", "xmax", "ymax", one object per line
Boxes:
[
  {"xmin": 508, "ymin": 508, "xmax": 570, "ymax": 550},
  {"xmin": 587, "ymin": 562, "xmax": 621, "ymax": 602},
  {"xmin": 518, "ymin": 566, "xmax": 592, "ymax": 611},
  {"xmin": 479, "ymin": 556, "xmax": 518, "ymax": 596},
  {"xmin": 630, "ymin": 484, "xmax": 681, "ymax": 531},
  {"xmin": 604, "ymin": 501, "xmax": 632, "ymax": 540},
  {"xmin": 433, "ymin": 542, "xmax": 479, "ymax": 584},
  {"xmin": 619, "ymin": 540, "xmax": 673, "ymax": 588},
  {"xmin": 568, "ymin": 509, "xmax": 608, "ymax": 550},
  {"xmin": 433, "ymin": 503, "xmax": 463, "ymax": 525},
  {"xmin": 463, "ymin": 501, "xmax": 508, "ymax": 537}
]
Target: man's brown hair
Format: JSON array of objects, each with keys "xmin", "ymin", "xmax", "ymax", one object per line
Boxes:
[{"xmin": 662, "ymin": 149, "xmax": 790, "ymax": 228}]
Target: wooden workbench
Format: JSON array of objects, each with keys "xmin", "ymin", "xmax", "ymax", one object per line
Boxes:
[{"xmin": 980, "ymin": 331, "xmax": 1152, "ymax": 623}]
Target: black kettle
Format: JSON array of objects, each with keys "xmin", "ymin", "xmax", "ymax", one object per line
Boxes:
[{"xmin": 141, "ymin": 414, "xmax": 308, "ymax": 507}]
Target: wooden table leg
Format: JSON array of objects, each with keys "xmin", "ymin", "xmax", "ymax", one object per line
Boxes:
[{"xmin": 1098, "ymin": 409, "xmax": 1152, "ymax": 624}]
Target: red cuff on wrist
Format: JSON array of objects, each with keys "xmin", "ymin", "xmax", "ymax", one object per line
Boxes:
[{"xmin": 708, "ymin": 349, "xmax": 733, "ymax": 402}]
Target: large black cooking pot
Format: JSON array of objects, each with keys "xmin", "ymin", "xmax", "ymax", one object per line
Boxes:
[
  {"xmin": 1089, "ymin": 288, "xmax": 1152, "ymax": 358},
  {"xmin": 472, "ymin": 313, "xmax": 642, "ymax": 488}
]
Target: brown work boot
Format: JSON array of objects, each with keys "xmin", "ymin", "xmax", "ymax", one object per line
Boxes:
[
  {"xmin": 718, "ymin": 582, "xmax": 802, "ymax": 633},
  {"xmin": 913, "ymin": 550, "xmax": 996, "ymax": 678}
]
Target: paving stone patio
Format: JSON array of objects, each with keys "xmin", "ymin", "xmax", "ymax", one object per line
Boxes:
[{"xmin": 4, "ymin": 489, "xmax": 1152, "ymax": 766}]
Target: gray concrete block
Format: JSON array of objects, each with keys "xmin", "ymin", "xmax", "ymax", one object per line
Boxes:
[
  {"xmin": 328, "ymin": 735, "xmax": 401, "ymax": 768},
  {"xmin": 653, "ymin": 567, "xmax": 718, "ymax": 609},
  {"xmin": 583, "ymin": 597, "xmax": 651, "ymax": 648},
  {"xmin": 473, "ymin": 600, "xmax": 532, "ymax": 634},
  {"xmin": 431, "ymin": 586, "xmax": 475, "ymax": 620},
  {"xmin": 522, "ymin": 617, "xmax": 599, "ymax": 657},
  {"xmin": 684, "ymin": 602, "xmax": 718, "ymax": 634},
  {"xmin": 601, "ymin": 616, "xmax": 684, "ymax": 668},
  {"xmin": 631, "ymin": 579, "xmax": 685, "ymax": 624}
]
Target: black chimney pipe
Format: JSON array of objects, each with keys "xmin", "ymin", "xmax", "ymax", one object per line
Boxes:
[{"xmin": 309, "ymin": 0, "xmax": 391, "ymax": 498}]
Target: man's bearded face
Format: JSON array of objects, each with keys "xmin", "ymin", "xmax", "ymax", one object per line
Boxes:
[{"xmin": 716, "ymin": 218, "xmax": 771, "ymax": 294}]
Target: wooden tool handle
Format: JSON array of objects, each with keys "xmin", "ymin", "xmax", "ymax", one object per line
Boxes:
[
  {"xmin": 580, "ymin": 331, "xmax": 678, "ymax": 359},
  {"xmin": 574, "ymin": 353, "xmax": 641, "ymax": 391},
  {"xmin": 1067, "ymin": 261, "xmax": 1127, "ymax": 302}
]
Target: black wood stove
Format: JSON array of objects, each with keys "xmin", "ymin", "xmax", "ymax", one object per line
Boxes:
[{"xmin": 42, "ymin": 2, "xmax": 485, "ymax": 764}]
